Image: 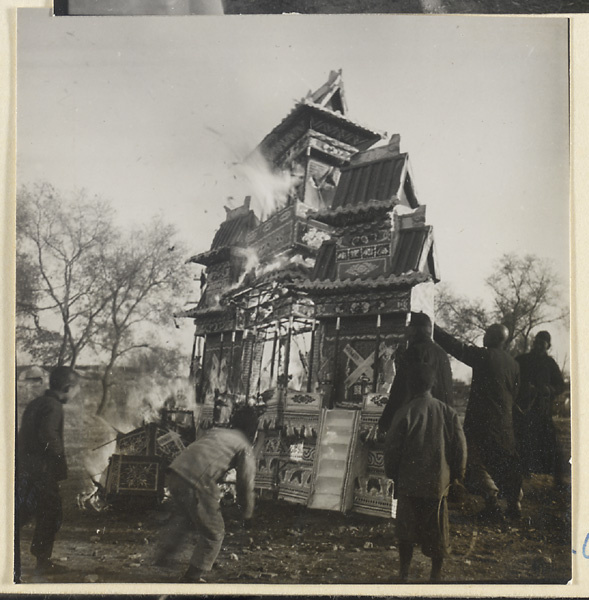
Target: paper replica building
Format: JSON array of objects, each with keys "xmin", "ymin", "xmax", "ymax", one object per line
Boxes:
[
  {"xmin": 185, "ymin": 70, "xmax": 440, "ymax": 518},
  {"xmin": 104, "ymin": 410, "xmax": 196, "ymax": 505}
]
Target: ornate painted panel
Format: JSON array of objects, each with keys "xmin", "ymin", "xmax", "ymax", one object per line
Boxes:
[
  {"xmin": 255, "ymin": 431, "xmax": 289, "ymax": 491},
  {"xmin": 201, "ymin": 336, "xmax": 228, "ymax": 404},
  {"xmin": 194, "ymin": 309, "xmax": 238, "ymax": 335},
  {"xmin": 363, "ymin": 392, "xmax": 391, "ymax": 413},
  {"xmin": 282, "ymin": 410, "xmax": 321, "ymax": 438},
  {"xmin": 116, "ymin": 423, "xmax": 168, "ymax": 457},
  {"xmin": 277, "ymin": 461, "xmax": 314, "ymax": 505},
  {"xmin": 255, "ymin": 453, "xmax": 280, "ymax": 491},
  {"xmin": 352, "ymin": 474, "xmax": 396, "ymax": 518},
  {"xmin": 155, "ymin": 431, "xmax": 186, "ymax": 463},
  {"xmin": 105, "ymin": 455, "xmax": 164, "ymax": 502},
  {"xmin": 337, "ymin": 257, "xmax": 387, "ymax": 280},
  {"xmin": 295, "ymin": 220, "xmax": 332, "ymax": 252},
  {"xmin": 284, "ymin": 391, "xmax": 322, "ymax": 412},
  {"xmin": 314, "ymin": 290, "xmax": 411, "ymax": 317},
  {"xmin": 247, "ymin": 207, "xmax": 294, "ymax": 261}
]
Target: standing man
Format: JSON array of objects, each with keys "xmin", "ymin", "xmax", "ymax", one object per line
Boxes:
[
  {"xmin": 384, "ymin": 357, "xmax": 467, "ymax": 582},
  {"xmin": 434, "ymin": 323, "xmax": 522, "ymax": 520},
  {"xmin": 378, "ymin": 312, "xmax": 453, "ymax": 435},
  {"xmin": 154, "ymin": 404, "xmax": 258, "ymax": 583},
  {"xmin": 515, "ymin": 331, "xmax": 565, "ymax": 488},
  {"xmin": 16, "ymin": 366, "xmax": 79, "ymax": 576}
]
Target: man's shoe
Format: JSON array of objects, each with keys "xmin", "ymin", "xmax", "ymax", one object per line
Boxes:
[
  {"xmin": 179, "ymin": 567, "xmax": 206, "ymax": 583},
  {"xmin": 35, "ymin": 559, "xmax": 69, "ymax": 575}
]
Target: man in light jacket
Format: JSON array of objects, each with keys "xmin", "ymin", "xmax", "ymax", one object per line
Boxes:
[{"xmin": 154, "ymin": 404, "xmax": 258, "ymax": 582}]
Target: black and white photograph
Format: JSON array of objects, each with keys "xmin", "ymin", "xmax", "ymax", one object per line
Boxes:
[{"xmin": 14, "ymin": 10, "xmax": 572, "ymax": 588}]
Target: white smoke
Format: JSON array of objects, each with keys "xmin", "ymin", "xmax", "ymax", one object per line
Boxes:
[
  {"xmin": 79, "ymin": 376, "xmax": 199, "ymax": 494},
  {"xmin": 200, "ymin": 125, "xmax": 294, "ymax": 223},
  {"xmin": 234, "ymin": 149, "xmax": 293, "ymax": 220},
  {"xmin": 121, "ymin": 375, "xmax": 197, "ymax": 431}
]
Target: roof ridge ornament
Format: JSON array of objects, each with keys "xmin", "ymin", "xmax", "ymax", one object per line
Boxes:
[{"xmin": 304, "ymin": 69, "xmax": 348, "ymax": 115}]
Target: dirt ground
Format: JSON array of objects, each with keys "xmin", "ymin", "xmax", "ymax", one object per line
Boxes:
[
  {"xmin": 16, "ymin": 472, "xmax": 571, "ymax": 585},
  {"xmin": 15, "ymin": 400, "xmax": 571, "ymax": 586},
  {"xmin": 225, "ymin": 0, "xmax": 589, "ymax": 15},
  {"xmin": 14, "ymin": 378, "xmax": 571, "ymax": 585}
]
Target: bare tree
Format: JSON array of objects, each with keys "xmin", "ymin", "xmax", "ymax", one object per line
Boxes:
[
  {"xmin": 434, "ymin": 283, "xmax": 489, "ymax": 345},
  {"xmin": 94, "ymin": 218, "xmax": 191, "ymax": 415},
  {"xmin": 16, "ymin": 183, "xmax": 114, "ymax": 366},
  {"xmin": 486, "ymin": 253, "xmax": 568, "ymax": 354},
  {"xmin": 17, "ymin": 184, "xmax": 193, "ymax": 415},
  {"xmin": 435, "ymin": 253, "xmax": 568, "ymax": 355}
]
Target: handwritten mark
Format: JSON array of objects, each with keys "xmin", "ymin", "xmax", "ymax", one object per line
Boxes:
[{"xmin": 572, "ymin": 533, "xmax": 589, "ymax": 557}]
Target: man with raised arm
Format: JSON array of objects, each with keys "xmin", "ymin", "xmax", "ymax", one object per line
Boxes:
[{"xmin": 433, "ymin": 323, "xmax": 522, "ymax": 521}]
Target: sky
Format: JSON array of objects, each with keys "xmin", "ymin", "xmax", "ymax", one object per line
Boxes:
[{"xmin": 16, "ymin": 11, "xmax": 570, "ymax": 376}]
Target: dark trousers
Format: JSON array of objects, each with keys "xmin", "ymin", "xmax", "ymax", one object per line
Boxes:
[
  {"xmin": 514, "ymin": 410, "xmax": 564, "ymax": 481},
  {"xmin": 17, "ymin": 472, "xmax": 63, "ymax": 562},
  {"xmin": 466, "ymin": 441, "xmax": 522, "ymax": 507}
]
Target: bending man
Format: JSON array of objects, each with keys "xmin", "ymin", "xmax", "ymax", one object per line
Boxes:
[{"xmin": 155, "ymin": 404, "xmax": 258, "ymax": 582}]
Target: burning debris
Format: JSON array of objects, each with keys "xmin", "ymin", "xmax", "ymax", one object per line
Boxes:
[
  {"xmin": 80, "ymin": 386, "xmax": 267, "ymax": 511},
  {"xmin": 91, "ymin": 409, "xmax": 196, "ymax": 508},
  {"xmin": 76, "ymin": 479, "xmax": 109, "ymax": 513},
  {"xmin": 78, "ymin": 378, "xmax": 202, "ymax": 511}
]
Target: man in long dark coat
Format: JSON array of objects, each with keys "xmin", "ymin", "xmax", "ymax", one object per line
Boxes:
[
  {"xmin": 433, "ymin": 323, "xmax": 522, "ymax": 520},
  {"xmin": 515, "ymin": 330, "xmax": 565, "ymax": 487},
  {"xmin": 16, "ymin": 366, "xmax": 79, "ymax": 576},
  {"xmin": 378, "ymin": 312, "xmax": 453, "ymax": 434}
]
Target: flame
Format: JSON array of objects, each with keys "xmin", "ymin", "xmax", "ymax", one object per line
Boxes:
[
  {"xmin": 233, "ymin": 246, "xmax": 260, "ymax": 288},
  {"xmin": 121, "ymin": 376, "xmax": 196, "ymax": 431}
]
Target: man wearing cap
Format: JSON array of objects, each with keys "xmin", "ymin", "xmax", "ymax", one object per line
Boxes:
[
  {"xmin": 515, "ymin": 331, "xmax": 565, "ymax": 488},
  {"xmin": 433, "ymin": 323, "xmax": 522, "ymax": 520},
  {"xmin": 16, "ymin": 366, "xmax": 80, "ymax": 578},
  {"xmin": 378, "ymin": 312, "xmax": 453, "ymax": 435},
  {"xmin": 384, "ymin": 353, "xmax": 467, "ymax": 582}
]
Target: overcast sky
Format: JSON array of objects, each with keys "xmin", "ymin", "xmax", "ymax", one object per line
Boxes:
[{"xmin": 16, "ymin": 11, "xmax": 570, "ymax": 374}]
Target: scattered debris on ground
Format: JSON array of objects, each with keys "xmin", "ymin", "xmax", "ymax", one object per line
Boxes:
[{"xmin": 18, "ymin": 472, "xmax": 570, "ymax": 584}]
